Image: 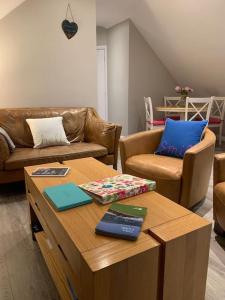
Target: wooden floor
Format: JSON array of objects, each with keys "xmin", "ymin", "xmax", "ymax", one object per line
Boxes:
[
  {"xmin": 0, "ymin": 163, "xmax": 225, "ymax": 300},
  {"xmin": 197, "ymin": 174, "xmax": 225, "ymax": 300},
  {"xmin": 0, "ymin": 182, "xmax": 60, "ymax": 300}
]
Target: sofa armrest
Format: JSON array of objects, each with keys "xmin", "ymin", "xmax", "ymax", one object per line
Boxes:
[
  {"xmin": 214, "ymin": 153, "xmax": 225, "ymax": 185},
  {"xmin": 120, "ymin": 129, "xmax": 163, "ymax": 173},
  {"xmin": 84, "ymin": 108, "xmax": 122, "ymax": 155},
  {"xmin": 180, "ymin": 128, "xmax": 216, "ymax": 208},
  {"xmin": 0, "ymin": 134, "xmax": 10, "ymax": 170}
]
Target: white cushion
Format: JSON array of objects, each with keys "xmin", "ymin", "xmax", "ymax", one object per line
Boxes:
[{"xmin": 26, "ymin": 117, "xmax": 70, "ymax": 149}]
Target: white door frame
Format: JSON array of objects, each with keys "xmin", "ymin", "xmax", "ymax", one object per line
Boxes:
[{"xmin": 97, "ymin": 45, "xmax": 108, "ymax": 120}]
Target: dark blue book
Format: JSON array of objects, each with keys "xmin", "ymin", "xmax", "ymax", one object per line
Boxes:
[
  {"xmin": 96, "ymin": 221, "xmax": 141, "ymax": 241},
  {"xmin": 95, "ymin": 203, "xmax": 147, "ymax": 241}
]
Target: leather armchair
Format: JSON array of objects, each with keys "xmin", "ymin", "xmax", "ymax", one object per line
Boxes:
[
  {"xmin": 120, "ymin": 128, "xmax": 216, "ymax": 208},
  {"xmin": 213, "ymin": 153, "xmax": 225, "ymax": 235}
]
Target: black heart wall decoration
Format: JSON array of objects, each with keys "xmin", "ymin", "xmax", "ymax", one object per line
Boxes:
[
  {"xmin": 62, "ymin": 20, "xmax": 78, "ymax": 39},
  {"xmin": 62, "ymin": 3, "xmax": 78, "ymax": 40}
]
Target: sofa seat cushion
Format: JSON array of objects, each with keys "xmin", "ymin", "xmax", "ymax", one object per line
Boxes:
[
  {"xmin": 126, "ymin": 154, "xmax": 183, "ymax": 181},
  {"xmin": 5, "ymin": 143, "xmax": 107, "ymax": 170}
]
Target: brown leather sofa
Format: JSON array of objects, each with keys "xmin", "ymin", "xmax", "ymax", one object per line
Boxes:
[
  {"xmin": 120, "ymin": 128, "xmax": 216, "ymax": 208},
  {"xmin": 213, "ymin": 153, "xmax": 225, "ymax": 236},
  {"xmin": 0, "ymin": 107, "xmax": 121, "ymax": 184}
]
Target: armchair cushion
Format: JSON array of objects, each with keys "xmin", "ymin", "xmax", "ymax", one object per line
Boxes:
[
  {"xmin": 126, "ymin": 154, "xmax": 183, "ymax": 181},
  {"xmin": 155, "ymin": 119, "xmax": 208, "ymax": 158},
  {"xmin": 125, "ymin": 154, "xmax": 183, "ymax": 202}
]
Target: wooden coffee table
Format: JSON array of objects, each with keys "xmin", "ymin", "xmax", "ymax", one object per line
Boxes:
[{"xmin": 24, "ymin": 157, "xmax": 211, "ymax": 300}]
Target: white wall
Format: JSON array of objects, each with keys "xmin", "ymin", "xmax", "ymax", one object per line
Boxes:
[
  {"xmin": 132, "ymin": 0, "xmax": 225, "ymax": 96},
  {"xmin": 0, "ymin": 0, "xmax": 97, "ymax": 108},
  {"xmin": 107, "ymin": 21, "xmax": 130, "ymax": 135},
  {"xmin": 0, "ymin": 0, "xmax": 26, "ymax": 20},
  {"xmin": 129, "ymin": 21, "xmax": 177, "ymax": 133},
  {"xmin": 96, "ymin": 26, "xmax": 107, "ymax": 46},
  {"xmin": 97, "ymin": 0, "xmax": 225, "ymax": 97},
  {"xmin": 97, "ymin": 20, "xmax": 177, "ymax": 135}
]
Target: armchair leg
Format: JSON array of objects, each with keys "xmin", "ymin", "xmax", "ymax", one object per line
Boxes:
[{"xmin": 214, "ymin": 221, "xmax": 225, "ymax": 237}]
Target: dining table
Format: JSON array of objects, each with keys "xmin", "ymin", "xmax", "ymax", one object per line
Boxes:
[{"xmin": 155, "ymin": 106, "xmax": 208, "ymax": 120}]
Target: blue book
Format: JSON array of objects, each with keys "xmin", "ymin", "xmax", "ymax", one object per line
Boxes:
[
  {"xmin": 96, "ymin": 221, "xmax": 141, "ymax": 241},
  {"xmin": 95, "ymin": 203, "xmax": 147, "ymax": 241},
  {"xmin": 44, "ymin": 183, "xmax": 92, "ymax": 211}
]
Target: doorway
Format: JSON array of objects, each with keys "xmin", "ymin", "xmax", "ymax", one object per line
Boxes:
[{"xmin": 97, "ymin": 46, "xmax": 108, "ymax": 120}]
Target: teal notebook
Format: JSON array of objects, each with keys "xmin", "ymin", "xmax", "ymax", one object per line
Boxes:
[{"xmin": 44, "ymin": 183, "xmax": 92, "ymax": 211}]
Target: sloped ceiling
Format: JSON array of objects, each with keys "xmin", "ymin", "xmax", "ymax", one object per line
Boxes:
[
  {"xmin": 97, "ymin": 0, "xmax": 225, "ymax": 95},
  {"xmin": 0, "ymin": 0, "xmax": 26, "ymax": 20}
]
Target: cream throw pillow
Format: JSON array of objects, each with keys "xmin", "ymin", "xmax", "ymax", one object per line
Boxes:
[{"xmin": 26, "ymin": 117, "xmax": 70, "ymax": 149}]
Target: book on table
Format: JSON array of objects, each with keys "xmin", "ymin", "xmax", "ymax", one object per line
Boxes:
[
  {"xmin": 32, "ymin": 167, "xmax": 70, "ymax": 177},
  {"xmin": 43, "ymin": 182, "xmax": 92, "ymax": 211},
  {"xmin": 79, "ymin": 174, "xmax": 156, "ymax": 204},
  {"xmin": 95, "ymin": 203, "xmax": 147, "ymax": 241}
]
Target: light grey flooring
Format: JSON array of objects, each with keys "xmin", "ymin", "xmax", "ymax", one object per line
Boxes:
[
  {"xmin": 0, "ymin": 165, "xmax": 225, "ymax": 300},
  {"xmin": 196, "ymin": 174, "xmax": 225, "ymax": 300},
  {"xmin": 0, "ymin": 183, "xmax": 60, "ymax": 300}
]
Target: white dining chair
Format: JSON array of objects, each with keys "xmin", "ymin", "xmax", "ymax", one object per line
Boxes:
[
  {"xmin": 185, "ymin": 97, "xmax": 213, "ymax": 122},
  {"xmin": 208, "ymin": 97, "xmax": 225, "ymax": 145},
  {"xmin": 164, "ymin": 96, "xmax": 182, "ymax": 120},
  {"xmin": 144, "ymin": 97, "xmax": 165, "ymax": 130}
]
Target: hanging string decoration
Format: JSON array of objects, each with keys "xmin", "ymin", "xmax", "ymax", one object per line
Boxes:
[{"xmin": 62, "ymin": 3, "xmax": 78, "ymax": 39}]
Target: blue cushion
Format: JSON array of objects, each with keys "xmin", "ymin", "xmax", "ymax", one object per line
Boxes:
[{"xmin": 155, "ymin": 119, "xmax": 208, "ymax": 158}]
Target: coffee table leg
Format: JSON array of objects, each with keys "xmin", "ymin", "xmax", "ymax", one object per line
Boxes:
[{"xmin": 150, "ymin": 214, "xmax": 211, "ymax": 300}]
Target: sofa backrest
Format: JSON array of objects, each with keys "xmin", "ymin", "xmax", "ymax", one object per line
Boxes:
[{"xmin": 0, "ymin": 107, "xmax": 90, "ymax": 147}]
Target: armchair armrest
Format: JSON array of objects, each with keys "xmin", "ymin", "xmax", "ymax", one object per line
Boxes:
[
  {"xmin": 120, "ymin": 129, "xmax": 163, "ymax": 173},
  {"xmin": 214, "ymin": 153, "xmax": 225, "ymax": 185},
  {"xmin": 84, "ymin": 108, "xmax": 122, "ymax": 155},
  {"xmin": 180, "ymin": 128, "xmax": 216, "ymax": 208},
  {"xmin": 0, "ymin": 134, "xmax": 10, "ymax": 170}
]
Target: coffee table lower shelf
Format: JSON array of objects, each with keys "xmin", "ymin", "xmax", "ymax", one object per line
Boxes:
[{"xmin": 35, "ymin": 231, "xmax": 75, "ymax": 300}]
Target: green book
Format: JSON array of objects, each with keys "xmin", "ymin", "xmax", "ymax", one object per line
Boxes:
[
  {"xmin": 109, "ymin": 203, "xmax": 147, "ymax": 218},
  {"xmin": 44, "ymin": 182, "xmax": 92, "ymax": 211}
]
